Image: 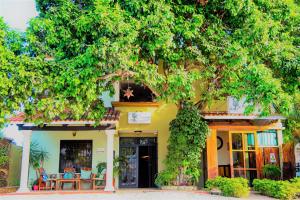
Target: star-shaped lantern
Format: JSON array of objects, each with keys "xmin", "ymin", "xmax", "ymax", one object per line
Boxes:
[{"xmin": 123, "ymin": 87, "xmax": 134, "ymax": 99}]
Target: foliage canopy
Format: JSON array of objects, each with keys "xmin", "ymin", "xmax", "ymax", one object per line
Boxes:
[{"xmin": 0, "ymin": 0, "xmax": 299, "ymax": 124}]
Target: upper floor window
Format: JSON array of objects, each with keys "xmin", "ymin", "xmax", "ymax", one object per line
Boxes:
[
  {"xmin": 119, "ymin": 82, "xmax": 156, "ymax": 102},
  {"xmin": 257, "ymin": 130, "xmax": 278, "ymax": 147}
]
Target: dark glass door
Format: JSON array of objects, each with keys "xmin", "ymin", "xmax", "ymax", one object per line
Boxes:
[
  {"xmin": 119, "ymin": 137, "xmax": 157, "ymax": 188},
  {"xmin": 138, "ymin": 145, "xmax": 157, "ymax": 188},
  {"xmin": 119, "ymin": 146, "xmax": 138, "ymax": 188}
]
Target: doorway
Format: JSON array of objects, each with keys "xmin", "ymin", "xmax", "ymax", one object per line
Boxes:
[
  {"xmin": 229, "ymin": 131, "xmax": 258, "ymax": 184},
  {"xmin": 217, "ymin": 131, "xmax": 230, "ymax": 178},
  {"xmin": 119, "ymin": 137, "xmax": 158, "ymax": 188}
]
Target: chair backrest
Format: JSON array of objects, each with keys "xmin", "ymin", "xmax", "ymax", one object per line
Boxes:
[
  {"xmin": 81, "ymin": 167, "xmax": 92, "ymax": 171},
  {"xmin": 64, "ymin": 167, "xmax": 75, "ymax": 173}
]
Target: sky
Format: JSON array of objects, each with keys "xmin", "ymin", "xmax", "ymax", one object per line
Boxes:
[
  {"xmin": 0, "ymin": 0, "xmax": 37, "ymax": 145},
  {"xmin": 0, "ymin": 0, "xmax": 38, "ymax": 31}
]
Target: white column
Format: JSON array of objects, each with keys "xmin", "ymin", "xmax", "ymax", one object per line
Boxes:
[
  {"xmin": 17, "ymin": 130, "xmax": 32, "ymax": 193},
  {"xmin": 105, "ymin": 129, "xmax": 116, "ymax": 192}
]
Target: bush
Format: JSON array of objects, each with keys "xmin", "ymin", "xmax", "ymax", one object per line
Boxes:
[
  {"xmin": 289, "ymin": 178, "xmax": 300, "ymax": 194},
  {"xmin": 206, "ymin": 176, "xmax": 250, "ymax": 198},
  {"xmin": 262, "ymin": 164, "xmax": 281, "ymax": 180},
  {"xmin": 155, "ymin": 170, "xmax": 176, "ymax": 187},
  {"xmin": 253, "ymin": 179, "xmax": 299, "ymax": 200}
]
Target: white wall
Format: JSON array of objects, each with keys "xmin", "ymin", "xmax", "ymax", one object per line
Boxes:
[{"xmin": 217, "ymin": 131, "xmax": 230, "ymax": 165}]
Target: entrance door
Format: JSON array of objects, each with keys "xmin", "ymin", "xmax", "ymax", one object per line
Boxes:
[
  {"xmin": 229, "ymin": 131, "xmax": 258, "ymax": 183},
  {"xmin": 119, "ymin": 137, "xmax": 157, "ymax": 188},
  {"xmin": 119, "ymin": 146, "xmax": 138, "ymax": 187}
]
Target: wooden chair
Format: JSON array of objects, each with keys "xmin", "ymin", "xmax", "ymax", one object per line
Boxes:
[
  {"xmin": 92, "ymin": 170, "xmax": 106, "ymax": 190},
  {"xmin": 57, "ymin": 167, "xmax": 80, "ymax": 190},
  {"xmin": 37, "ymin": 168, "xmax": 57, "ymax": 190},
  {"xmin": 80, "ymin": 167, "xmax": 93, "ymax": 189}
]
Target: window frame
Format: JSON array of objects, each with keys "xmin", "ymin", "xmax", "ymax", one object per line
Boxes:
[
  {"xmin": 59, "ymin": 140, "xmax": 93, "ymax": 173},
  {"xmin": 257, "ymin": 130, "xmax": 279, "ymax": 147}
]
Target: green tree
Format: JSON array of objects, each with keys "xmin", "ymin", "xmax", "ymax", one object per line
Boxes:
[
  {"xmin": 29, "ymin": 142, "xmax": 49, "ymax": 179},
  {"xmin": 0, "ymin": 0, "xmax": 299, "ymax": 126}
]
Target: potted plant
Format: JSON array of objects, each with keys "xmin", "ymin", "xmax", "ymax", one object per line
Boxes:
[
  {"xmin": 262, "ymin": 164, "xmax": 281, "ymax": 180},
  {"xmin": 29, "ymin": 142, "xmax": 49, "ymax": 190},
  {"xmin": 95, "ymin": 156, "xmax": 124, "ymax": 187}
]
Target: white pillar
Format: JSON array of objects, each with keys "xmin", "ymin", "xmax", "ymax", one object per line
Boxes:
[
  {"xmin": 105, "ymin": 130, "xmax": 116, "ymax": 192},
  {"xmin": 17, "ymin": 130, "xmax": 32, "ymax": 193}
]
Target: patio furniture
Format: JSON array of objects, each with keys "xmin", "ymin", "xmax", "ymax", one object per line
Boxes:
[
  {"xmin": 57, "ymin": 167, "xmax": 80, "ymax": 190},
  {"xmin": 80, "ymin": 167, "xmax": 93, "ymax": 189},
  {"xmin": 37, "ymin": 168, "xmax": 57, "ymax": 190},
  {"xmin": 92, "ymin": 169, "xmax": 106, "ymax": 190}
]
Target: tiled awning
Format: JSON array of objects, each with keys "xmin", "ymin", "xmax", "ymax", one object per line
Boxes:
[
  {"xmin": 202, "ymin": 111, "xmax": 285, "ymax": 120},
  {"xmin": 10, "ymin": 108, "xmax": 120, "ymax": 125}
]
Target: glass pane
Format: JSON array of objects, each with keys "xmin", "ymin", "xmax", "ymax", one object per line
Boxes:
[
  {"xmin": 245, "ymin": 151, "xmax": 256, "ymax": 168},
  {"xmin": 232, "ymin": 133, "xmax": 243, "ymax": 150},
  {"xmin": 233, "ymin": 151, "xmax": 244, "ymax": 168},
  {"xmin": 120, "ymin": 138, "xmax": 137, "ymax": 146},
  {"xmin": 246, "ymin": 170, "xmax": 257, "ymax": 186},
  {"xmin": 234, "ymin": 170, "xmax": 245, "ymax": 178},
  {"xmin": 257, "ymin": 130, "xmax": 278, "ymax": 146},
  {"xmin": 139, "ymin": 138, "xmax": 156, "ymax": 145},
  {"xmin": 119, "ymin": 147, "xmax": 138, "ymax": 187},
  {"xmin": 245, "ymin": 133, "xmax": 255, "ymax": 150},
  {"xmin": 59, "ymin": 140, "xmax": 92, "ymax": 173}
]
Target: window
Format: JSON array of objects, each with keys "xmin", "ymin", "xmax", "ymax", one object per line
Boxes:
[
  {"xmin": 119, "ymin": 82, "xmax": 156, "ymax": 102},
  {"xmin": 59, "ymin": 140, "xmax": 92, "ymax": 173},
  {"xmin": 257, "ymin": 130, "xmax": 278, "ymax": 147}
]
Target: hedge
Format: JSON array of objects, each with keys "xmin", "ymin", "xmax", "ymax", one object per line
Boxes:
[
  {"xmin": 206, "ymin": 176, "xmax": 250, "ymax": 198},
  {"xmin": 253, "ymin": 178, "xmax": 300, "ymax": 200}
]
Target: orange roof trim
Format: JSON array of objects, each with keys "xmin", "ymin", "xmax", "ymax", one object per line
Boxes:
[{"xmin": 10, "ymin": 108, "xmax": 120, "ymax": 124}]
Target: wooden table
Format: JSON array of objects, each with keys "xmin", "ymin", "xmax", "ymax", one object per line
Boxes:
[{"xmin": 56, "ymin": 177, "xmax": 81, "ymax": 190}]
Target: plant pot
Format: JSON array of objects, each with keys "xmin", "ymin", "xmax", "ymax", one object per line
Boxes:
[
  {"xmin": 160, "ymin": 185, "xmax": 198, "ymax": 191},
  {"xmin": 33, "ymin": 185, "xmax": 38, "ymax": 191}
]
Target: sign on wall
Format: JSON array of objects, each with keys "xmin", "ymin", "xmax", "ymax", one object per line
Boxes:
[
  {"xmin": 228, "ymin": 96, "xmax": 247, "ymax": 114},
  {"xmin": 227, "ymin": 96, "xmax": 261, "ymax": 114},
  {"xmin": 270, "ymin": 153, "xmax": 277, "ymax": 163},
  {"xmin": 128, "ymin": 112, "xmax": 151, "ymax": 124}
]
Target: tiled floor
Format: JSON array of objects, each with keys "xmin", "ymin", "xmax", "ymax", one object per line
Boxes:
[{"xmin": 0, "ymin": 189, "xmax": 275, "ymax": 200}]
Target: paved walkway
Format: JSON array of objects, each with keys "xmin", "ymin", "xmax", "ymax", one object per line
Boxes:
[{"xmin": 0, "ymin": 190, "xmax": 274, "ymax": 200}]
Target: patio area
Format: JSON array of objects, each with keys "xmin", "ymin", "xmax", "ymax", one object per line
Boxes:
[{"xmin": 0, "ymin": 189, "xmax": 275, "ymax": 200}]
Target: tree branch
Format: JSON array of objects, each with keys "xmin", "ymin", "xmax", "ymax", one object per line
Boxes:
[{"xmin": 96, "ymin": 70, "xmax": 135, "ymax": 81}]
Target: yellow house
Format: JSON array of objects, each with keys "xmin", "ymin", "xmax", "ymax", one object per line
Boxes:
[{"xmin": 10, "ymin": 82, "xmax": 284, "ymax": 192}]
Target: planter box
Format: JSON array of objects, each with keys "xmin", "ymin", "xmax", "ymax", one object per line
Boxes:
[
  {"xmin": 160, "ymin": 185, "xmax": 198, "ymax": 191},
  {"xmin": 0, "ymin": 186, "xmax": 18, "ymax": 193}
]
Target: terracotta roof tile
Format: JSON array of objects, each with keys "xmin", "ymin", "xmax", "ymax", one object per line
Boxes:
[
  {"xmin": 10, "ymin": 108, "xmax": 120, "ymax": 123},
  {"xmin": 202, "ymin": 111, "xmax": 284, "ymax": 120}
]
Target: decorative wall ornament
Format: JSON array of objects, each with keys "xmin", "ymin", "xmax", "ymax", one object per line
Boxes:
[
  {"xmin": 217, "ymin": 136, "xmax": 223, "ymax": 150},
  {"xmin": 123, "ymin": 87, "xmax": 134, "ymax": 99}
]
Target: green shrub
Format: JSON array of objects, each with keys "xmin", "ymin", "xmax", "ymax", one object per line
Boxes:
[
  {"xmin": 262, "ymin": 164, "xmax": 281, "ymax": 180},
  {"xmin": 0, "ymin": 144, "xmax": 9, "ymax": 167},
  {"xmin": 253, "ymin": 179, "xmax": 298, "ymax": 200},
  {"xmin": 155, "ymin": 170, "xmax": 176, "ymax": 187},
  {"xmin": 206, "ymin": 176, "xmax": 250, "ymax": 198},
  {"xmin": 289, "ymin": 178, "xmax": 300, "ymax": 193}
]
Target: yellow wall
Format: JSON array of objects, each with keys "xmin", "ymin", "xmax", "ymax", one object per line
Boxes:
[
  {"xmin": 28, "ymin": 130, "xmax": 119, "ymax": 187},
  {"xmin": 116, "ymin": 102, "xmax": 178, "ymax": 171}
]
